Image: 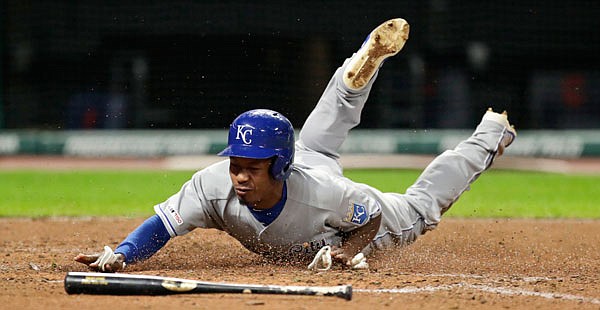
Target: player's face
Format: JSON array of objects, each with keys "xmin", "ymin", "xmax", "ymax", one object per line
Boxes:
[{"xmin": 229, "ymin": 157, "xmax": 283, "ymax": 210}]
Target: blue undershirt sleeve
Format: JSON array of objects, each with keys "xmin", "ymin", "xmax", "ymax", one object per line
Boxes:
[{"xmin": 114, "ymin": 214, "xmax": 171, "ymax": 264}]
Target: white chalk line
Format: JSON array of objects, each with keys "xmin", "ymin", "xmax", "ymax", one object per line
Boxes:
[
  {"xmin": 355, "ymin": 283, "xmax": 600, "ymax": 305},
  {"xmin": 414, "ymin": 273, "xmax": 558, "ymax": 282}
]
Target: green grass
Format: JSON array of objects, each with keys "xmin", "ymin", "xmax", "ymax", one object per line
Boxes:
[
  {"xmin": 1, "ymin": 170, "xmax": 194, "ymax": 217},
  {"xmin": 345, "ymin": 169, "xmax": 600, "ymax": 219},
  {"xmin": 1, "ymin": 169, "xmax": 598, "ymax": 218}
]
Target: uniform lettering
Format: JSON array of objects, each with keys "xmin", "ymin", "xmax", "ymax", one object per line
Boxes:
[{"xmin": 289, "ymin": 239, "xmax": 327, "ymax": 255}]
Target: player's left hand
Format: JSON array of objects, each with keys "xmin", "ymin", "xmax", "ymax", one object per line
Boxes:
[
  {"xmin": 330, "ymin": 246, "xmax": 368, "ymax": 269},
  {"xmin": 307, "ymin": 246, "xmax": 332, "ymax": 271},
  {"xmin": 308, "ymin": 245, "xmax": 368, "ymax": 271},
  {"xmin": 330, "ymin": 246, "xmax": 352, "ymax": 266}
]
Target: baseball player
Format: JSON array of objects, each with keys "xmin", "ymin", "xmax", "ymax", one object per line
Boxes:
[{"xmin": 75, "ymin": 18, "xmax": 516, "ymax": 272}]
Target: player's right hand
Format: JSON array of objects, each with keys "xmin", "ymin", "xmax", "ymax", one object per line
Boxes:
[{"xmin": 74, "ymin": 246, "xmax": 126, "ymax": 273}]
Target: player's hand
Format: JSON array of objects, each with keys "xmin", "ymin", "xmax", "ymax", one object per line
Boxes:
[
  {"xmin": 330, "ymin": 246, "xmax": 353, "ymax": 266},
  {"xmin": 331, "ymin": 246, "xmax": 369, "ymax": 269},
  {"xmin": 74, "ymin": 246, "xmax": 126, "ymax": 273},
  {"xmin": 307, "ymin": 246, "xmax": 332, "ymax": 271},
  {"xmin": 329, "ymin": 214, "xmax": 381, "ymax": 268},
  {"xmin": 307, "ymin": 245, "xmax": 369, "ymax": 271}
]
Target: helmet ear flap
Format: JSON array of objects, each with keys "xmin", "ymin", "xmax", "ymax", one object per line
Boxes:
[
  {"xmin": 270, "ymin": 153, "xmax": 293, "ymax": 181},
  {"xmin": 269, "ymin": 156, "xmax": 279, "ymax": 179}
]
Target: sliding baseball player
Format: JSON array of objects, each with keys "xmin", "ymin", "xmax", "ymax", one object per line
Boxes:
[{"xmin": 75, "ymin": 18, "xmax": 516, "ymax": 272}]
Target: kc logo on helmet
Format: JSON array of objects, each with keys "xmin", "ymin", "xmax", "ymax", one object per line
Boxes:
[{"xmin": 236, "ymin": 124, "xmax": 255, "ymax": 144}]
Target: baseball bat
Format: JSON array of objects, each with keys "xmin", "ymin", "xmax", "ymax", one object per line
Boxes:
[{"xmin": 64, "ymin": 272, "xmax": 352, "ymax": 300}]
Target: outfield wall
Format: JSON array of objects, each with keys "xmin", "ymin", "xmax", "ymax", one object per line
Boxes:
[{"xmin": 1, "ymin": 129, "xmax": 600, "ymax": 158}]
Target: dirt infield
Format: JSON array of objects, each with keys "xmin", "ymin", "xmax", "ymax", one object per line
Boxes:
[{"xmin": 1, "ymin": 217, "xmax": 599, "ymax": 309}]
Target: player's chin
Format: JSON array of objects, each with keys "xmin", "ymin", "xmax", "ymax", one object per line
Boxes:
[
  {"xmin": 240, "ymin": 197, "xmax": 263, "ymax": 209},
  {"xmin": 236, "ymin": 195, "xmax": 253, "ymax": 206}
]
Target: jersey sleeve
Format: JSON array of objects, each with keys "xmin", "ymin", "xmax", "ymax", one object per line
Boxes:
[
  {"xmin": 154, "ymin": 162, "xmax": 229, "ymax": 237},
  {"xmin": 325, "ymin": 178, "xmax": 382, "ymax": 232}
]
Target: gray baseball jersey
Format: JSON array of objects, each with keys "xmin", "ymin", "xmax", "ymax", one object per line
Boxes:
[
  {"xmin": 155, "ymin": 56, "xmax": 511, "ymax": 260},
  {"xmin": 155, "ymin": 159, "xmax": 382, "ymax": 261}
]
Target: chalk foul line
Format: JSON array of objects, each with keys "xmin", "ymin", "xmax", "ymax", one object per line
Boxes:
[{"xmin": 355, "ymin": 283, "xmax": 600, "ymax": 305}]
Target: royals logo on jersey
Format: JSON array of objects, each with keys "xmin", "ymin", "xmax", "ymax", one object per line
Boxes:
[{"xmin": 344, "ymin": 201, "xmax": 368, "ymax": 225}]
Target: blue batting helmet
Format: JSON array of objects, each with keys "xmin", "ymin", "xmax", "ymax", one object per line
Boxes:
[{"xmin": 218, "ymin": 109, "xmax": 295, "ymax": 180}]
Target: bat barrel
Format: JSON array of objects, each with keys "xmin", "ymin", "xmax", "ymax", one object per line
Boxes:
[
  {"xmin": 64, "ymin": 272, "xmax": 352, "ymax": 300},
  {"xmin": 65, "ymin": 272, "xmax": 175, "ymax": 295}
]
